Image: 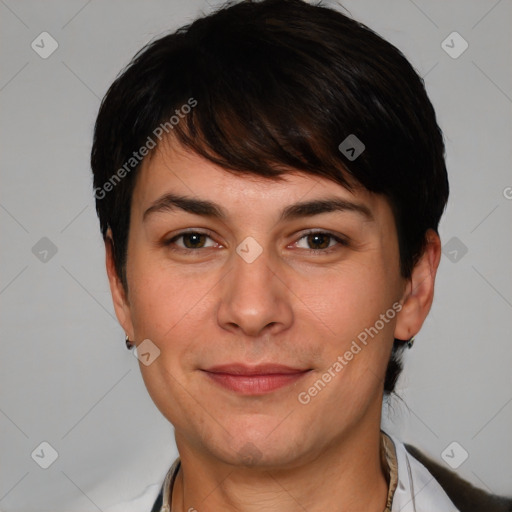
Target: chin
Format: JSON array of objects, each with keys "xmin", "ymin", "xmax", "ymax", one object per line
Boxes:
[{"xmin": 205, "ymin": 421, "xmax": 314, "ymax": 469}]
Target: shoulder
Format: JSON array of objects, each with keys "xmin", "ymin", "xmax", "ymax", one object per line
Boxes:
[{"xmin": 403, "ymin": 442, "xmax": 512, "ymax": 512}]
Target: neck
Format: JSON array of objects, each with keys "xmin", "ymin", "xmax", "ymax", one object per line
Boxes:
[{"xmin": 171, "ymin": 424, "xmax": 389, "ymax": 512}]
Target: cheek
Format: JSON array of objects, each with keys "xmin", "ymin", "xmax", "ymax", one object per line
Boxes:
[
  {"xmin": 292, "ymin": 264, "xmax": 390, "ymax": 336},
  {"xmin": 292, "ymin": 264, "xmax": 397, "ymax": 394},
  {"xmin": 126, "ymin": 246, "xmax": 205, "ymax": 331}
]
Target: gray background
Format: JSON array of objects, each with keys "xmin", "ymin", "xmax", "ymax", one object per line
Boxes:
[{"xmin": 1, "ymin": 0, "xmax": 511, "ymax": 510}]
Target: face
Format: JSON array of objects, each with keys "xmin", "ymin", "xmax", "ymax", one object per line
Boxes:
[{"xmin": 108, "ymin": 140, "xmax": 429, "ymax": 469}]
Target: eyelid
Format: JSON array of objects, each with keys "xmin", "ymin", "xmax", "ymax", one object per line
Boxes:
[{"xmin": 296, "ymin": 228, "xmax": 349, "ymax": 241}]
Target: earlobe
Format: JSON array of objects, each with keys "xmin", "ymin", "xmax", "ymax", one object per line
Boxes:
[
  {"xmin": 394, "ymin": 230, "xmax": 442, "ymax": 341},
  {"xmin": 105, "ymin": 229, "xmax": 134, "ymax": 338}
]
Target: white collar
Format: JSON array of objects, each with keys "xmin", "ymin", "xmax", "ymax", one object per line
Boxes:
[{"xmin": 386, "ymin": 433, "xmax": 460, "ymax": 511}]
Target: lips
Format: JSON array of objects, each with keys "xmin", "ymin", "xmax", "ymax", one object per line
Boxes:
[
  {"xmin": 204, "ymin": 363, "xmax": 310, "ymax": 375},
  {"xmin": 201, "ymin": 363, "xmax": 311, "ymax": 394}
]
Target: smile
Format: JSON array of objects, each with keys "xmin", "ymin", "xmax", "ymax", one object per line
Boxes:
[{"xmin": 201, "ymin": 364, "xmax": 312, "ymax": 395}]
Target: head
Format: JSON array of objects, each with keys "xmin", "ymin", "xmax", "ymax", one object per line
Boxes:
[{"xmin": 91, "ymin": 0, "xmax": 447, "ymax": 466}]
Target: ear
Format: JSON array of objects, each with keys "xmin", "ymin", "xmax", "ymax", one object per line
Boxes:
[
  {"xmin": 394, "ymin": 229, "xmax": 442, "ymax": 341},
  {"xmin": 105, "ymin": 228, "xmax": 135, "ymax": 339}
]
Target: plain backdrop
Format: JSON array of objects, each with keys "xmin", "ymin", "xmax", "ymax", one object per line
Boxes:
[{"xmin": 1, "ymin": 0, "xmax": 511, "ymax": 510}]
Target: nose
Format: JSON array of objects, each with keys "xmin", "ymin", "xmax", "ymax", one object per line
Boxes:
[{"xmin": 216, "ymin": 243, "xmax": 294, "ymax": 338}]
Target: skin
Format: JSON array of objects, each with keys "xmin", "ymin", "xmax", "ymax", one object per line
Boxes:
[{"xmin": 106, "ymin": 139, "xmax": 441, "ymax": 512}]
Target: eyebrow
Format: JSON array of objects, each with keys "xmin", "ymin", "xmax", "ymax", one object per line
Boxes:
[{"xmin": 143, "ymin": 193, "xmax": 373, "ymax": 222}]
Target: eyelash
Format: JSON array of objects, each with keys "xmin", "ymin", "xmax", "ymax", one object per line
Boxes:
[{"xmin": 163, "ymin": 230, "xmax": 350, "ymax": 255}]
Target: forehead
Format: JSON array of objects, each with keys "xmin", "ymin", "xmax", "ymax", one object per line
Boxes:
[{"xmin": 132, "ymin": 139, "xmax": 389, "ymax": 222}]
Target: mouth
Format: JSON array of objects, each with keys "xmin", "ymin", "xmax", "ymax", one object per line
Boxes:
[{"xmin": 201, "ymin": 363, "xmax": 312, "ymax": 395}]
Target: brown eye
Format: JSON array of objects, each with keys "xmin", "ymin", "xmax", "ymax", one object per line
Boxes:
[
  {"xmin": 165, "ymin": 231, "xmax": 217, "ymax": 251},
  {"xmin": 294, "ymin": 231, "xmax": 349, "ymax": 253},
  {"xmin": 182, "ymin": 233, "xmax": 207, "ymax": 249},
  {"xmin": 306, "ymin": 233, "xmax": 331, "ymax": 250}
]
